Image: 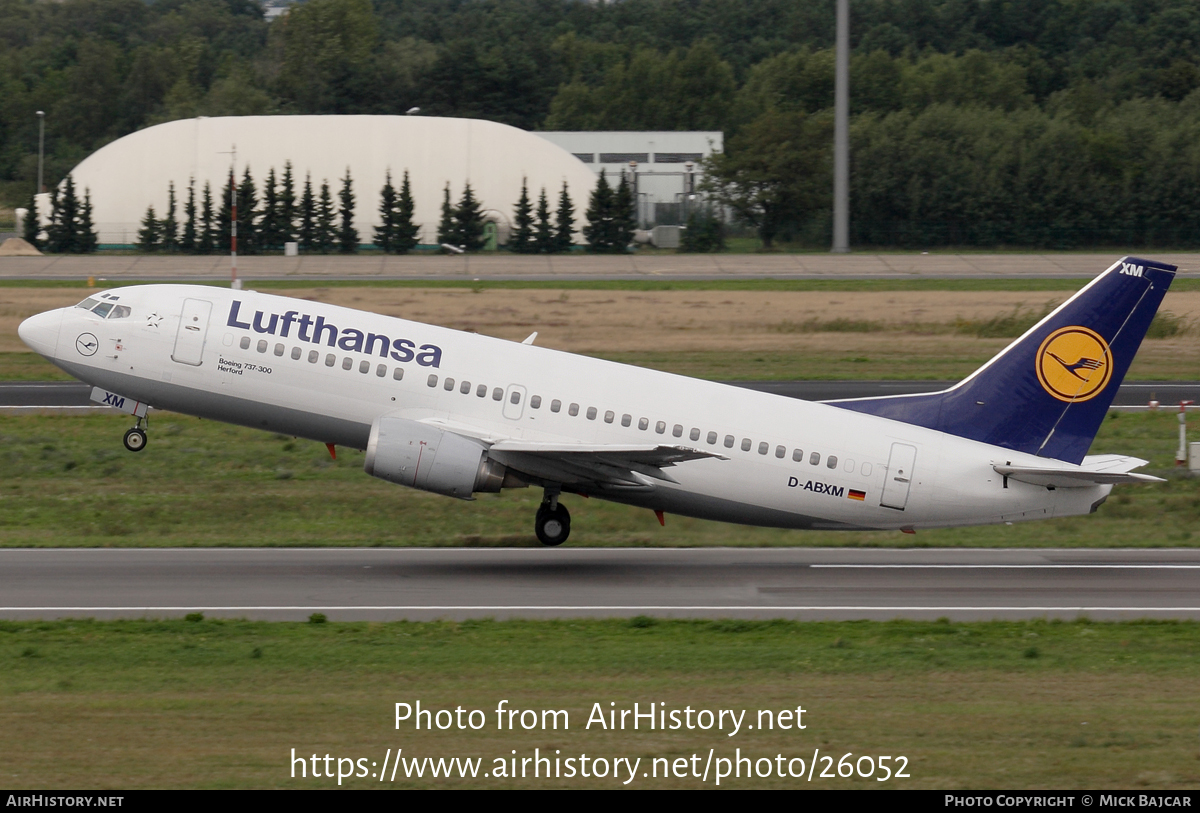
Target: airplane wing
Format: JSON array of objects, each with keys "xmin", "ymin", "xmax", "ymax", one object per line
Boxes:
[
  {"xmin": 993, "ymin": 455, "xmax": 1163, "ymax": 488},
  {"xmin": 485, "ymin": 440, "xmax": 728, "ymax": 490}
]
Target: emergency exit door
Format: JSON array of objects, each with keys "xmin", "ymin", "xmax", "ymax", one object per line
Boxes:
[
  {"xmin": 880, "ymin": 443, "xmax": 918, "ymax": 510},
  {"xmin": 171, "ymin": 298, "xmax": 212, "ymax": 366}
]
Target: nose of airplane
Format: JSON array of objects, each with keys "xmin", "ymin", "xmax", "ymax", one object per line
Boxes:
[{"xmin": 18, "ymin": 308, "xmax": 64, "ymax": 358}]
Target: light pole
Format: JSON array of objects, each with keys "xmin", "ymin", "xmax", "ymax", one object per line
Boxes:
[
  {"xmin": 218, "ymin": 144, "xmax": 241, "ymax": 289},
  {"xmin": 832, "ymin": 0, "xmax": 850, "ymax": 253},
  {"xmin": 36, "ymin": 110, "xmax": 45, "ymax": 194}
]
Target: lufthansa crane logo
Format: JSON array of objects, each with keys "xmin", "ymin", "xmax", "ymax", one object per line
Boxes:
[
  {"xmin": 75, "ymin": 332, "xmax": 99, "ymax": 357},
  {"xmin": 1035, "ymin": 326, "xmax": 1112, "ymax": 402}
]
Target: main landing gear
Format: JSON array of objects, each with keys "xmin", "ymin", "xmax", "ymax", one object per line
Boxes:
[
  {"xmin": 123, "ymin": 418, "xmax": 147, "ymax": 452},
  {"xmin": 535, "ymin": 488, "xmax": 570, "ymax": 547}
]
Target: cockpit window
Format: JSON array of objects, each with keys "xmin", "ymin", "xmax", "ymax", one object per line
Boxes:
[
  {"xmin": 108, "ymin": 305, "xmax": 132, "ymax": 319},
  {"xmin": 76, "ymin": 297, "xmax": 101, "ymax": 310},
  {"xmin": 91, "ymin": 302, "xmax": 114, "ymax": 318}
]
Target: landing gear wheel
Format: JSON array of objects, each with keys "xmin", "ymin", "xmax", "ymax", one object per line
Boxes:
[
  {"xmin": 123, "ymin": 427, "xmax": 147, "ymax": 452},
  {"xmin": 535, "ymin": 503, "xmax": 571, "ymax": 547}
]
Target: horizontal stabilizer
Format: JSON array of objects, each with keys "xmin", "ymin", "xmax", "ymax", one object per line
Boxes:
[{"xmin": 994, "ymin": 455, "xmax": 1163, "ymax": 488}]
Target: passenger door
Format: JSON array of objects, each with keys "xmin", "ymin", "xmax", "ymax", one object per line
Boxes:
[
  {"xmin": 171, "ymin": 298, "xmax": 213, "ymax": 366},
  {"xmin": 880, "ymin": 443, "xmax": 918, "ymax": 510}
]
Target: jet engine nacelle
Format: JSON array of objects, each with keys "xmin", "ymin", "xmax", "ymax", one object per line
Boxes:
[{"xmin": 364, "ymin": 415, "xmax": 506, "ymax": 499}]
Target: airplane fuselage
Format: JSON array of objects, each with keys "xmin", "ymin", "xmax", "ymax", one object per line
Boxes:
[{"xmin": 19, "ymin": 284, "xmax": 1110, "ymax": 534}]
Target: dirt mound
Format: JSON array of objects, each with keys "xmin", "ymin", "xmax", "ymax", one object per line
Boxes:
[{"xmin": 0, "ymin": 237, "xmax": 42, "ymax": 256}]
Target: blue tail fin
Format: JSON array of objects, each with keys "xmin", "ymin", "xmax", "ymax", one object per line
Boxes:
[{"xmin": 828, "ymin": 257, "xmax": 1177, "ymax": 464}]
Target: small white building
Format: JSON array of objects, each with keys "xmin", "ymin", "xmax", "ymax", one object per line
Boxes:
[
  {"xmin": 45, "ymin": 115, "xmax": 600, "ymax": 247},
  {"xmin": 536, "ymin": 131, "xmax": 723, "ymax": 226}
]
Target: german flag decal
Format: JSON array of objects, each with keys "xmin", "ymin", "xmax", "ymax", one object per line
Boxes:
[{"xmin": 848, "ymin": 489, "xmax": 866, "ymax": 501}]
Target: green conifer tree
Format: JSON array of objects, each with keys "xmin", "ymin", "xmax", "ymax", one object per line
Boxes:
[
  {"xmin": 455, "ymin": 183, "xmax": 485, "ymax": 252},
  {"xmin": 316, "ymin": 180, "xmax": 337, "ymax": 254},
  {"xmin": 510, "ymin": 178, "xmax": 534, "ymax": 254},
  {"xmin": 393, "ymin": 170, "xmax": 419, "ymax": 253},
  {"xmin": 183, "ymin": 178, "xmax": 197, "ymax": 253},
  {"xmin": 259, "ymin": 167, "xmax": 282, "ymax": 252},
  {"xmin": 136, "ymin": 205, "xmax": 160, "ymax": 253},
  {"xmin": 583, "ymin": 170, "xmax": 615, "ymax": 253},
  {"xmin": 198, "ymin": 182, "xmax": 216, "ymax": 255},
  {"xmin": 553, "ymin": 182, "xmax": 575, "ymax": 253},
  {"xmin": 236, "ymin": 167, "xmax": 259, "ymax": 255},
  {"xmin": 337, "ymin": 169, "xmax": 357, "ymax": 254},
  {"xmin": 280, "ymin": 161, "xmax": 297, "ymax": 246},
  {"xmin": 22, "ymin": 190, "xmax": 41, "ymax": 249},
  {"xmin": 299, "ymin": 174, "xmax": 316, "ymax": 251},
  {"xmin": 161, "ymin": 181, "xmax": 178, "ymax": 253},
  {"xmin": 374, "ymin": 170, "xmax": 397, "ymax": 253},
  {"xmin": 437, "ymin": 183, "xmax": 458, "ymax": 249},
  {"xmin": 78, "ymin": 189, "xmax": 98, "ymax": 253},
  {"xmin": 533, "ymin": 188, "xmax": 554, "ymax": 253}
]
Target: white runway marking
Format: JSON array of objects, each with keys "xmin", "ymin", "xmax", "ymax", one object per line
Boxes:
[{"xmin": 810, "ymin": 564, "xmax": 1200, "ymax": 569}]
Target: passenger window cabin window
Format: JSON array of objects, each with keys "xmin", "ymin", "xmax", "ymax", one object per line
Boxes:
[
  {"xmin": 638, "ymin": 418, "xmax": 649, "ymax": 430},
  {"xmin": 844, "ymin": 458, "xmax": 854, "ymax": 472},
  {"xmin": 240, "ymin": 337, "xmax": 251, "ymax": 350},
  {"xmin": 444, "ymin": 377, "xmax": 455, "ymax": 391},
  {"xmin": 393, "ymin": 368, "xmax": 404, "ymax": 381},
  {"xmin": 656, "ymin": 421, "xmax": 666, "ymax": 434},
  {"xmin": 256, "ymin": 340, "xmax": 267, "ymax": 353},
  {"xmin": 477, "ymin": 384, "xmax": 487, "ymax": 397},
  {"xmin": 512, "ymin": 391, "xmax": 522, "ymax": 405},
  {"xmin": 359, "ymin": 360, "xmax": 369, "ymax": 373},
  {"xmin": 775, "ymin": 445, "xmax": 786, "ymax": 459},
  {"xmin": 531, "ymin": 395, "xmax": 542, "ymax": 409},
  {"xmin": 724, "ymin": 435, "xmax": 735, "ymax": 448},
  {"xmin": 741, "ymin": 438, "xmax": 752, "ymax": 452},
  {"xmin": 861, "ymin": 462, "xmax": 872, "ymax": 476},
  {"xmin": 604, "ymin": 410, "xmax": 614, "ymax": 424},
  {"xmin": 827, "ymin": 455, "xmax": 838, "ymax": 469},
  {"xmin": 461, "ymin": 381, "xmax": 471, "ymax": 394},
  {"xmin": 672, "ymin": 424, "xmax": 683, "ymax": 438},
  {"xmin": 308, "ymin": 350, "xmax": 319, "ymax": 363},
  {"xmin": 274, "ymin": 343, "xmax": 285, "ymax": 357},
  {"xmin": 569, "ymin": 403, "xmax": 579, "ymax": 416},
  {"xmin": 492, "ymin": 388, "xmax": 503, "ymax": 401},
  {"xmin": 291, "ymin": 347, "xmax": 302, "ymax": 360},
  {"xmin": 690, "ymin": 428, "xmax": 700, "ymax": 441},
  {"xmin": 376, "ymin": 364, "xmax": 387, "ymax": 377},
  {"xmin": 325, "ymin": 354, "xmax": 336, "ymax": 367},
  {"xmin": 793, "ymin": 449, "xmax": 804, "ymax": 462},
  {"xmin": 342, "ymin": 357, "xmax": 353, "ymax": 370},
  {"xmin": 551, "ymin": 400, "xmax": 561, "ymax": 412},
  {"xmin": 758, "ymin": 442, "xmax": 769, "ymax": 455},
  {"xmin": 707, "ymin": 432, "xmax": 718, "ymax": 445},
  {"xmin": 810, "ymin": 452, "xmax": 820, "ymax": 465},
  {"xmin": 586, "ymin": 406, "xmax": 596, "ymax": 420},
  {"xmin": 428, "ymin": 374, "xmax": 438, "ymax": 387},
  {"xmin": 621, "ymin": 414, "xmax": 632, "ymax": 427}
]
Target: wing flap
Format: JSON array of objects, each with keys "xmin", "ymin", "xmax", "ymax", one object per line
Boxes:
[{"xmin": 486, "ymin": 441, "xmax": 727, "ymax": 489}]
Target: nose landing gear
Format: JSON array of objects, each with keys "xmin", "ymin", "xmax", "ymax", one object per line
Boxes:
[
  {"xmin": 123, "ymin": 418, "xmax": 148, "ymax": 452},
  {"xmin": 535, "ymin": 488, "xmax": 570, "ymax": 546}
]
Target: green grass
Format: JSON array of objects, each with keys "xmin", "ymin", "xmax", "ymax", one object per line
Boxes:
[
  {"xmin": 6, "ymin": 277, "xmax": 1200, "ymax": 292},
  {"xmin": 3, "ymin": 617, "xmax": 1198, "ymax": 788},
  {"xmin": 0, "ymin": 410, "xmax": 1195, "ymax": 548}
]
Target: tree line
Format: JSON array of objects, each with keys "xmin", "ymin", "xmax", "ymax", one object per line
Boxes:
[
  {"xmin": 117, "ymin": 165, "xmax": 642, "ymax": 254},
  {"xmin": 10, "ymin": 0, "xmax": 1200, "ymax": 248}
]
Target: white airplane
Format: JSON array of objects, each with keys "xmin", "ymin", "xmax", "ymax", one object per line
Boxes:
[{"xmin": 18, "ymin": 256, "xmax": 1173, "ymax": 546}]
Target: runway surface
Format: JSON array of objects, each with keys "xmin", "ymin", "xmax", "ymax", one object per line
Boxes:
[
  {"xmin": 3, "ymin": 547, "xmax": 1199, "ymax": 621},
  {"xmin": 2, "ymin": 252, "xmax": 1198, "ymax": 281},
  {"xmin": 4, "ymin": 380, "xmax": 1198, "ymax": 408}
]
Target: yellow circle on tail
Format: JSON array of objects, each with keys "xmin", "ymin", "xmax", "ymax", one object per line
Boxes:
[{"xmin": 1035, "ymin": 326, "xmax": 1113, "ymax": 402}]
